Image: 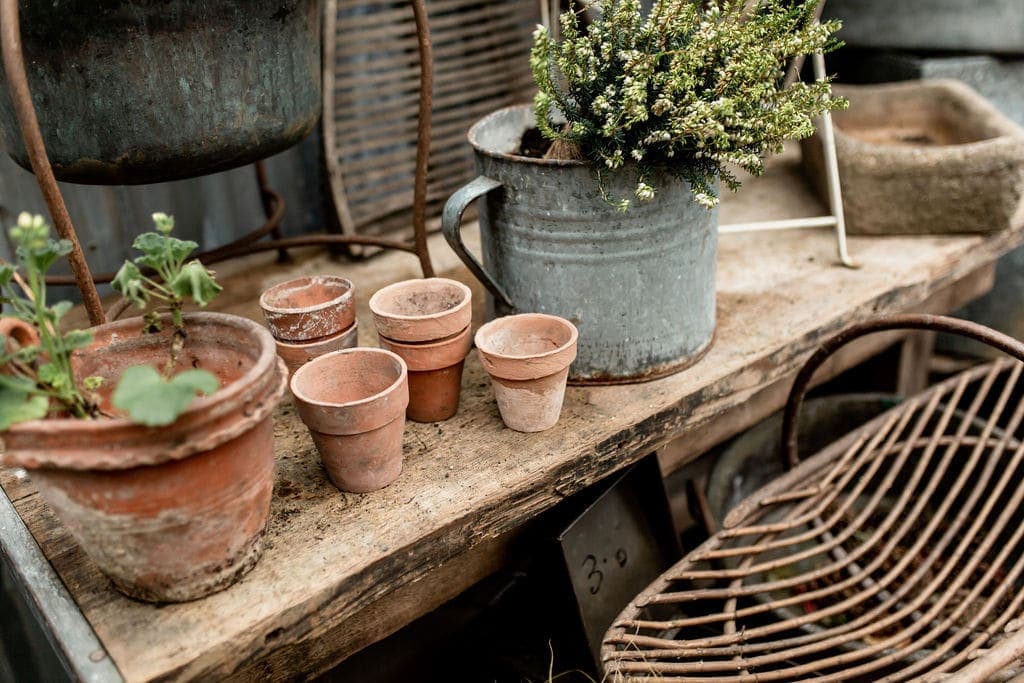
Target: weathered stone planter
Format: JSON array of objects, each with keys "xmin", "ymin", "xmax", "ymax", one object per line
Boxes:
[
  {"xmin": 0, "ymin": 0, "xmax": 322, "ymax": 184},
  {"xmin": 443, "ymin": 105, "xmax": 718, "ymax": 384},
  {"xmin": 0, "ymin": 313, "xmax": 288, "ymax": 603},
  {"xmin": 824, "ymin": 0, "xmax": 1024, "ymax": 54},
  {"xmin": 802, "ymin": 81, "xmax": 1024, "ymax": 236}
]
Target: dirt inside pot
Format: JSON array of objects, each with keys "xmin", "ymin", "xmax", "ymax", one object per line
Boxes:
[
  {"xmin": 479, "ymin": 317, "xmax": 573, "ymax": 358},
  {"xmin": 297, "ymin": 352, "xmax": 401, "ymax": 404},
  {"xmin": 519, "ymin": 127, "xmax": 552, "ymax": 158},
  {"xmin": 73, "ymin": 320, "xmax": 254, "ymax": 416},
  {"xmin": 378, "ymin": 287, "xmax": 463, "ymax": 317}
]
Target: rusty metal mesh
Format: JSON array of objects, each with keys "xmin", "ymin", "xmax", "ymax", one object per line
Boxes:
[{"xmin": 604, "ymin": 358, "xmax": 1024, "ymax": 682}]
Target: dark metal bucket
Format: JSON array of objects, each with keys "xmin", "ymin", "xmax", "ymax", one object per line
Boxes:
[
  {"xmin": 0, "ymin": 0, "xmax": 322, "ymax": 185},
  {"xmin": 443, "ymin": 105, "xmax": 718, "ymax": 384}
]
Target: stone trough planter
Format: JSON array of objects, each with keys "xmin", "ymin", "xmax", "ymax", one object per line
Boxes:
[{"xmin": 801, "ymin": 80, "xmax": 1024, "ymax": 236}]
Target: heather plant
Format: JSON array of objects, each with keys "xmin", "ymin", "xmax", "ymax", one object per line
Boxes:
[{"xmin": 531, "ymin": 0, "xmax": 846, "ymax": 208}]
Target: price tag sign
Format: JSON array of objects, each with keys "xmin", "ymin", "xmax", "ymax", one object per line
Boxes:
[{"xmin": 556, "ymin": 455, "xmax": 680, "ymax": 666}]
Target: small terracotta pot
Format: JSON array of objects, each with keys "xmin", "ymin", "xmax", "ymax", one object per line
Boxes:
[
  {"xmin": 1, "ymin": 313, "xmax": 288, "ymax": 603},
  {"xmin": 369, "ymin": 277, "xmax": 472, "ymax": 342},
  {"xmin": 291, "ymin": 348, "xmax": 409, "ymax": 493},
  {"xmin": 259, "ymin": 275, "xmax": 355, "ymax": 342},
  {"xmin": 275, "ymin": 321, "xmax": 359, "ymax": 379},
  {"xmin": 475, "ymin": 314, "xmax": 578, "ymax": 432},
  {"xmin": 377, "ymin": 326, "xmax": 472, "ymax": 422},
  {"xmin": 0, "ymin": 317, "xmax": 41, "ymax": 372}
]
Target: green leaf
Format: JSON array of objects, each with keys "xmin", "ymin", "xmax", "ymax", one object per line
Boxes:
[
  {"xmin": 112, "ymin": 365, "xmax": 219, "ymax": 427},
  {"xmin": 167, "ymin": 260, "xmax": 222, "ymax": 307},
  {"xmin": 169, "ymin": 369, "xmax": 219, "ymax": 396},
  {"xmin": 0, "ymin": 384, "xmax": 49, "ymax": 430},
  {"xmin": 62, "ymin": 329, "xmax": 93, "ymax": 351},
  {"xmin": 37, "ymin": 362, "xmax": 66, "ymax": 389},
  {"xmin": 82, "ymin": 375, "xmax": 104, "ymax": 391},
  {"xmin": 111, "ymin": 261, "xmax": 148, "ymax": 308},
  {"xmin": 51, "ymin": 300, "xmax": 73, "ymax": 321},
  {"xmin": 131, "ymin": 232, "xmax": 197, "ymax": 270},
  {"xmin": 0, "ymin": 264, "xmax": 15, "ymax": 288},
  {"xmin": 0, "ymin": 374, "xmax": 38, "ymax": 392}
]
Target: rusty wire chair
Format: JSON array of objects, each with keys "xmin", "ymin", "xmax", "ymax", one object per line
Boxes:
[{"xmin": 603, "ymin": 315, "xmax": 1024, "ymax": 682}]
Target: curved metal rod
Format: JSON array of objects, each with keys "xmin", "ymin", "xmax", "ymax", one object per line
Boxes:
[
  {"xmin": 0, "ymin": 0, "xmax": 106, "ymax": 325},
  {"xmin": 782, "ymin": 314, "xmax": 1024, "ymax": 468},
  {"xmin": 47, "ymin": 233, "xmax": 420, "ymax": 286},
  {"xmin": 410, "ymin": 0, "xmax": 436, "ymax": 278}
]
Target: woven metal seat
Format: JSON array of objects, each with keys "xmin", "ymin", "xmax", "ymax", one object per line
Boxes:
[{"xmin": 603, "ymin": 315, "xmax": 1024, "ymax": 682}]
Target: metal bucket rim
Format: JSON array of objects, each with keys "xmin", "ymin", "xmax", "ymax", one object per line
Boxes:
[{"xmin": 467, "ymin": 104, "xmax": 588, "ymax": 168}]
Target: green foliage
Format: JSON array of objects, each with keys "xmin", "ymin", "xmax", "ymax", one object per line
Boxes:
[
  {"xmin": 112, "ymin": 365, "xmax": 218, "ymax": 426},
  {"xmin": 111, "ymin": 212, "xmax": 222, "ymax": 322},
  {"xmin": 531, "ymin": 0, "xmax": 847, "ymax": 208},
  {"xmin": 0, "ymin": 213, "xmax": 101, "ymax": 426},
  {"xmin": 0, "ymin": 212, "xmax": 222, "ymax": 431}
]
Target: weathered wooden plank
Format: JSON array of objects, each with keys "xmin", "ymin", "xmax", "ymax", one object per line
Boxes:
[{"xmin": 3, "ymin": 151, "xmax": 1023, "ymax": 681}]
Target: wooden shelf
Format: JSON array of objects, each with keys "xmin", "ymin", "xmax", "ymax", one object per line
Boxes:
[{"xmin": 3, "ymin": 149, "xmax": 1022, "ymax": 681}]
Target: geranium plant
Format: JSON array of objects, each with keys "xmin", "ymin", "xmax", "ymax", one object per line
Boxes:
[
  {"xmin": 0, "ymin": 212, "xmax": 221, "ymax": 429},
  {"xmin": 531, "ymin": 0, "xmax": 846, "ymax": 208}
]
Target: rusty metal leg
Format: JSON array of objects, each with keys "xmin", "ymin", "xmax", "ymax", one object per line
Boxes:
[
  {"xmin": 0, "ymin": 0, "xmax": 106, "ymax": 326},
  {"xmin": 254, "ymin": 161, "xmax": 291, "ymax": 263},
  {"xmin": 411, "ymin": 0, "xmax": 435, "ymax": 278}
]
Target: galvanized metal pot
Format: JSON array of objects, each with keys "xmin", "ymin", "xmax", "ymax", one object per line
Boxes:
[
  {"xmin": 443, "ymin": 105, "xmax": 718, "ymax": 384},
  {"xmin": 0, "ymin": 0, "xmax": 321, "ymax": 185}
]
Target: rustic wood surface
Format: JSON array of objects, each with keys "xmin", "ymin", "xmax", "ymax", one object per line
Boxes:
[{"xmin": 4, "ymin": 149, "xmax": 1023, "ymax": 682}]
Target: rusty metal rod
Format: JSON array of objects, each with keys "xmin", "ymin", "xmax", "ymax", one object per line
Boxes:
[
  {"xmin": 0, "ymin": 0, "xmax": 106, "ymax": 326},
  {"xmin": 45, "ymin": 233, "xmax": 421, "ymax": 286},
  {"xmin": 410, "ymin": 0, "xmax": 436, "ymax": 278},
  {"xmin": 783, "ymin": 314, "xmax": 1024, "ymax": 468}
]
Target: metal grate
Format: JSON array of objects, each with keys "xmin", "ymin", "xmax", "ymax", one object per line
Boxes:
[
  {"xmin": 323, "ymin": 0, "xmax": 538, "ymax": 240},
  {"xmin": 604, "ymin": 320, "xmax": 1024, "ymax": 681}
]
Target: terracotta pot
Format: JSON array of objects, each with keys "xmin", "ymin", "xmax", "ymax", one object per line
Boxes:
[
  {"xmin": 475, "ymin": 314, "xmax": 578, "ymax": 432},
  {"xmin": 275, "ymin": 321, "xmax": 359, "ymax": 379},
  {"xmin": 1, "ymin": 313, "xmax": 287, "ymax": 603},
  {"xmin": 369, "ymin": 277, "xmax": 472, "ymax": 342},
  {"xmin": 377, "ymin": 326, "xmax": 472, "ymax": 422},
  {"xmin": 291, "ymin": 348, "xmax": 409, "ymax": 493},
  {"xmin": 0, "ymin": 317, "xmax": 41, "ymax": 372},
  {"xmin": 259, "ymin": 275, "xmax": 356, "ymax": 342}
]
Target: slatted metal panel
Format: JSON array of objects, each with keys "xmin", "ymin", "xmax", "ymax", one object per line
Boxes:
[{"xmin": 324, "ymin": 0, "xmax": 539, "ymax": 240}]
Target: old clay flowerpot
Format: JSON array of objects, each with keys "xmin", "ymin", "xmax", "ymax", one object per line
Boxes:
[
  {"xmin": 443, "ymin": 105, "xmax": 717, "ymax": 384},
  {"xmin": 369, "ymin": 277, "xmax": 472, "ymax": 342},
  {"xmin": 275, "ymin": 321, "xmax": 360, "ymax": 379},
  {"xmin": 260, "ymin": 275, "xmax": 356, "ymax": 342},
  {"xmin": 377, "ymin": 326, "xmax": 472, "ymax": 423},
  {"xmin": 475, "ymin": 313, "xmax": 578, "ymax": 432},
  {"xmin": 291, "ymin": 348, "xmax": 409, "ymax": 493},
  {"xmin": 369, "ymin": 278, "xmax": 473, "ymax": 422},
  {"xmin": 0, "ymin": 313, "xmax": 287, "ymax": 603}
]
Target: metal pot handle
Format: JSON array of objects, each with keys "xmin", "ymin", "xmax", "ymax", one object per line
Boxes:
[
  {"xmin": 781, "ymin": 314, "xmax": 1024, "ymax": 468},
  {"xmin": 441, "ymin": 176, "xmax": 513, "ymax": 308}
]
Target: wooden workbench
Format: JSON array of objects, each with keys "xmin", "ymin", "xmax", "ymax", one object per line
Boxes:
[{"xmin": 3, "ymin": 150, "xmax": 1022, "ymax": 681}]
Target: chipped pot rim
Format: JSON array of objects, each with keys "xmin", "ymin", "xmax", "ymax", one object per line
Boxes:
[{"xmin": 258, "ymin": 275, "xmax": 355, "ymax": 316}]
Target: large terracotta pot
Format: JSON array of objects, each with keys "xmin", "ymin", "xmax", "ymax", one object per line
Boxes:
[
  {"xmin": 0, "ymin": 0, "xmax": 322, "ymax": 184},
  {"xmin": 1, "ymin": 313, "xmax": 287, "ymax": 603}
]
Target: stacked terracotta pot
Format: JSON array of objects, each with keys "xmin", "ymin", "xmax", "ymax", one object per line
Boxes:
[
  {"xmin": 369, "ymin": 278, "xmax": 473, "ymax": 423},
  {"xmin": 259, "ymin": 276, "xmax": 359, "ymax": 378}
]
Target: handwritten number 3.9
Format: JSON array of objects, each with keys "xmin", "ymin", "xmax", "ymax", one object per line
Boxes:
[{"xmin": 582, "ymin": 549, "xmax": 628, "ymax": 595}]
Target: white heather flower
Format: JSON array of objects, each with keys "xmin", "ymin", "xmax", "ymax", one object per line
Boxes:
[{"xmin": 635, "ymin": 182, "xmax": 655, "ymax": 201}]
